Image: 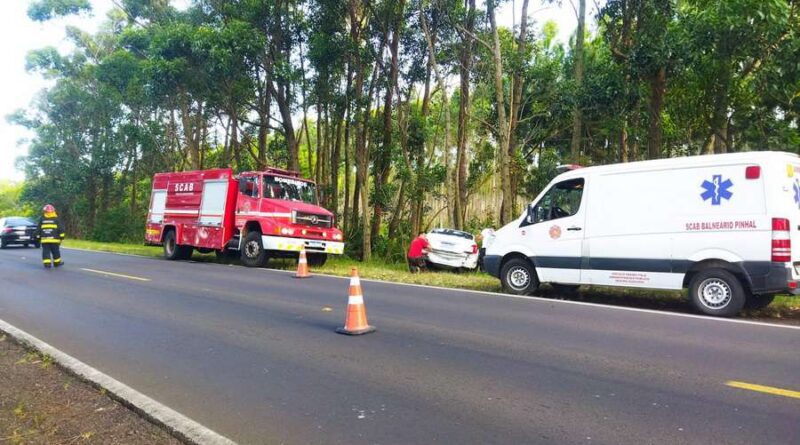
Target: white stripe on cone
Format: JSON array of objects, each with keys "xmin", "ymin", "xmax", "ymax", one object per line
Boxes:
[
  {"xmin": 348, "ymin": 295, "xmax": 364, "ymax": 305},
  {"xmin": 350, "ymin": 277, "xmax": 360, "ymax": 287}
]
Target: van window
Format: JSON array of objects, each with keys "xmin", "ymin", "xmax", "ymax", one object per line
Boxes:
[{"xmin": 532, "ymin": 178, "xmax": 585, "ymax": 223}]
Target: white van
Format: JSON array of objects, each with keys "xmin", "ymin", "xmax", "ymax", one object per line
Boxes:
[{"xmin": 482, "ymin": 152, "xmax": 800, "ymax": 317}]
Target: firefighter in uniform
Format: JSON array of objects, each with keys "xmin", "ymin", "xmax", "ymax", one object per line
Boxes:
[{"xmin": 38, "ymin": 204, "xmax": 65, "ymax": 268}]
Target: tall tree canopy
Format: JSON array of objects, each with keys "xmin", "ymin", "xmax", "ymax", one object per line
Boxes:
[{"xmin": 11, "ymin": 0, "xmax": 800, "ymax": 259}]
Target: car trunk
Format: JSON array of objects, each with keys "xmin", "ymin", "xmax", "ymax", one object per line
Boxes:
[{"xmin": 427, "ymin": 232, "xmax": 474, "ymax": 257}]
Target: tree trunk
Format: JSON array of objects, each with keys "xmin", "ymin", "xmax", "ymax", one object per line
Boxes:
[
  {"xmin": 508, "ymin": 0, "xmax": 530, "ymax": 221},
  {"xmin": 488, "ymin": 0, "xmax": 512, "ymax": 225},
  {"xmin": 620, "ymin": 122, "xmax": 629, "ymax": 162},
  {"xmin": 372, "ymin": 0, "xmax": 406, "ymax": 240},
  {"xmin": 570, "ymin": 0, "xmax": 586, "ymax": 163},
  {"xmin": 647, "ymin": 66, "xmax": 666, "ymax": 159},
  {"xmin": 454, "ymin": 0, "xmax": 476, "ymax": 230},
  {"xmin": 179, "ymin": 96, "xmax": 201, "ymax": 170}
]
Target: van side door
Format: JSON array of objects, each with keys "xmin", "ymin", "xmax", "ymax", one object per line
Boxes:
[{"xmin": 521, "ymin": 177, "xmax": 587, "ymax": 284}]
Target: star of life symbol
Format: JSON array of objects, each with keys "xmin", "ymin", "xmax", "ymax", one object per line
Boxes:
[
  {"xmin": 700, "ymin": 174, "xmax": 733, "ymax": 205},
  {"xmin": 794, "ymin": 179, "xmax": 800, "ymax": 209}
]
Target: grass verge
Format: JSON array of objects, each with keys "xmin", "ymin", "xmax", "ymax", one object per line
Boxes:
[{"xmin": 62, "ymin": 239, "xmax": 800, "ymax": 322}]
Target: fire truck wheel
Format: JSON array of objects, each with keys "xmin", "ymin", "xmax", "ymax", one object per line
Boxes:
[
  {"xmin": 307, "ymin": 253, "xmax": 327, "ymax": 267},
  {"xmin": 163, "ymin": 230, "xmax": 192, "ymax": 260},
  {"xmin": 241, "ymin": 232, "xmax": 268, "ymax": 267}
]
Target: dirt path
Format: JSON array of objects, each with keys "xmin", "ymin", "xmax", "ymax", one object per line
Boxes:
[{"xmin": 0, "ymin": 333, "xmax": 180, "ymax": 445}]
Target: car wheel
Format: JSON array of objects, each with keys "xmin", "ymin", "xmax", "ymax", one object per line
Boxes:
[
  {"xmin": 744, "ymin": 294, "xmax": 776, "ymax": 311},
  {"xmin": 240, "ymin": 232, "xmax": 268, "ymax": 267},
  {"xmin": 500, "ymin": 258, "xmax": 539, "ymax": 295},
  {"xmin": 34, "ymin": 241, "xmax": 41, "ymax": 249},
  {"xmin": 307, "ymin": 253, "xmax": 327, "ymax": 267},
  {"xmin": 0, "ymin": 238, "xmax": 6, "ymax": 249},
  {"xmin": 689, "ymin": 269, "xmax": 747, "ymax": 317}
]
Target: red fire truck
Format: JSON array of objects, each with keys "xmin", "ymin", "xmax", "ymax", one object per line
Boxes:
[{"xmin": 145, "ymin": 167, "xmax": 344, "ymax": 267}]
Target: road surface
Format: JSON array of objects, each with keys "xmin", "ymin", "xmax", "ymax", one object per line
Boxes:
[{"xmin": 0, "ymin": 247, "xmax": 798, "ymax": 444}]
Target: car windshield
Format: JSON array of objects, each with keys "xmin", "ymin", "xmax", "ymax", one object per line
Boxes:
[
  {"xmin": 431, "ymin": 228, "xmax": 474, "ymax": 240},
  {"xmin": 5, "ymin": 218, "xmax": 35, "ymax": 226},
  {"xmin": 263, "ymin": 175, "xmax": 317, "ymax": 204}
]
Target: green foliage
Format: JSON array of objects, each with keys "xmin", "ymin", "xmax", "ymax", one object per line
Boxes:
[
  {"xmin": 0, "ymin": 182, "xmax": 34, "ymax": 218},
  {"xmin": 10, "ymin": 0, "xmax": 800, "ymax": 257},
  {"xmin": 28, "ymin": 0, "xmax": 91, "ymax": 22}
]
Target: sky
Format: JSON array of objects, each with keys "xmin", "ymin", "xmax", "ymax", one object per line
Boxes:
[{"xmin": 0, "ymin": 0, "xmax": 591, "ymax": 182}]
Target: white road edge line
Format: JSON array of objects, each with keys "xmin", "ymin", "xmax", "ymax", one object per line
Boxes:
[
  {"xmin": 0, "ymin": 318, "xmax": 237, "ymax": 445},
  {"xmin": 265, "ymin": 269, "xmax": 800, "ymax": 331},
  {"xmin": 62, "ymin": 246, "xmax": 800, "ymax": 331}
]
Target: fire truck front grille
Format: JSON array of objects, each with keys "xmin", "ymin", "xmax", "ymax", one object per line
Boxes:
[{"xmin": 294, "ymin": 212, "xmax": 332, "ymax": 228}]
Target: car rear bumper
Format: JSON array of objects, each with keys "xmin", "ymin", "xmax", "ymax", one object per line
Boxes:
[
  {"xmin": 1, "ymin": 233, "xmax": 37, "ymax": 244},
  {"xmin": 261, "ymin": 235, "xmax": 344, "ymax": 255},
  {"xmin": 426, "ymin": 250, "xmax": 478, "ymax": 269}
]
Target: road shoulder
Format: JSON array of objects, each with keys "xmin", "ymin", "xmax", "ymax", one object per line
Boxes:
[{"xmin": 0, "ymin": 319, "xmax": 236, "ymax": 445}]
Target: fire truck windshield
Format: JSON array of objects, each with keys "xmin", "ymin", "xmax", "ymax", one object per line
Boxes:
[{"xmin": 263, "ymin": 175, "xmax": 317, "ymax": 204}]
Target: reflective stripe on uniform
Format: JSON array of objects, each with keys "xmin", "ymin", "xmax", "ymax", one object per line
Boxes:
[
  {"xmin": 43, "ymin": 259, "xmax": 52, "ymax": 264},
  {"xmin": 53, "ymin": 258, "xmax": 62, "ymax": 263},
  {"xmin": 41, "ymin": 239, "xmax": 61, "ymax": 244},
  {"xmin": 41, "ymin": 224, "xmax": 58, "ymax": 229}
]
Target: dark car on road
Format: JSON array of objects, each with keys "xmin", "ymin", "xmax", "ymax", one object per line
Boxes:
[{"xmin": 0, "ymin": 217, "xmax": 39, "ymax": 248}]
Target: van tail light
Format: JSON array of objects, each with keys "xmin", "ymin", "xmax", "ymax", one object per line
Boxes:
[
  {"xmin": 471, "ymin": 244, "xmax": 478, "ymax": 254},
  {"xmin": 745, "ymin": 165, "xmax": 761, "ymax": 179},
  {"xmin": 771, "ymin": 218, "xmax": 791, "ymax": 262}
]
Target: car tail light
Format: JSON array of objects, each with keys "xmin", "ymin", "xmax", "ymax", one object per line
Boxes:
[
  {"xmin": 772, "ymin": 218, "xmax": 791, "ymax": 262},
  {"xmin": 1, "ymin": 227, "xmax": 11, "ymax": 233},
  {"xmin": 471, "ymin": 244, "xmax": 478, "ymax": 254},
  {"xmin": 745, "ymin": 165, "xmax": 761, "ymax": 179}
]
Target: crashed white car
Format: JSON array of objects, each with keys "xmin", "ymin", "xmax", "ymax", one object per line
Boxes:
[{"xmin": 425, "ymin": 228, "xmax": 479, "ymax": 270}]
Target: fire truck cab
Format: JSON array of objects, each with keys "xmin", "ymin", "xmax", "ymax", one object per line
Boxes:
[{"xmin": 145, "ymin": 167, "xmax": 343, "ymax": 267}]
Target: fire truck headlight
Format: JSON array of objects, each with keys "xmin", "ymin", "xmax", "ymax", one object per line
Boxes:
[
  {"xmin": 333, "ymin": 233, "xmax": 343, "ymax": 241},
  {"xmin": 280, "ymin": 228, "xmax": 294, "ymax": 236}
]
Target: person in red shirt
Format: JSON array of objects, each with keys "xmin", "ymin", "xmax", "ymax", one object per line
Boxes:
[{"xmin": 407, "ymin": 232, "xmax": 430, "ymax": 273}]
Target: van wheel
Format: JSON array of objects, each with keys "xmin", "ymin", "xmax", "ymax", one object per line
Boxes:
[
  {"xmin": 744, "ymin": 294, "xmax": 776, "ymax": 311},
  {"xmin": 689, "ymin": 269, "xmax": 746, "ymax": 317},
  {"xmin": 501, "ymin": 258, "xmax": 539, "ymax": 295},
  {"xmin": 241, "ymin": 232, "xmax": 268, "ymax": 267},
  {"xmin": 163, "ymin": 230, "xmax": 192, "ymax": 260}
]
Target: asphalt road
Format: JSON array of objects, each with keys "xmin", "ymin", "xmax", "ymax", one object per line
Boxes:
[{"xmin": 0, "ymin": 247, "xmax": 798, "ymax": 445}]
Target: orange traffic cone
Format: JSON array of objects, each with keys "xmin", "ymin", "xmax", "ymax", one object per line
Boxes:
[
  {"xmin": 336, "ymin": 268, "xmax": 375, "ymax": 335},
  {"xmin": 295, "ymin": 248, "xmax": 311, "ymax": 278}
]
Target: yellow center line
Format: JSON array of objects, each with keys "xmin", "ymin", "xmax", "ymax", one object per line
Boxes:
[
  {"xmin": 725, "ymin": 381, "xmax": 800, "ymax": 399},
  {"xmin": 80, "ymin": 268, "xmax": 151, "ymax": 282}
]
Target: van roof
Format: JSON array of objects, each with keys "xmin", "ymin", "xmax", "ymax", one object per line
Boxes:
[{"xmin": 555, "ymin": 151, "xmax": 798, "ymax": 180}]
